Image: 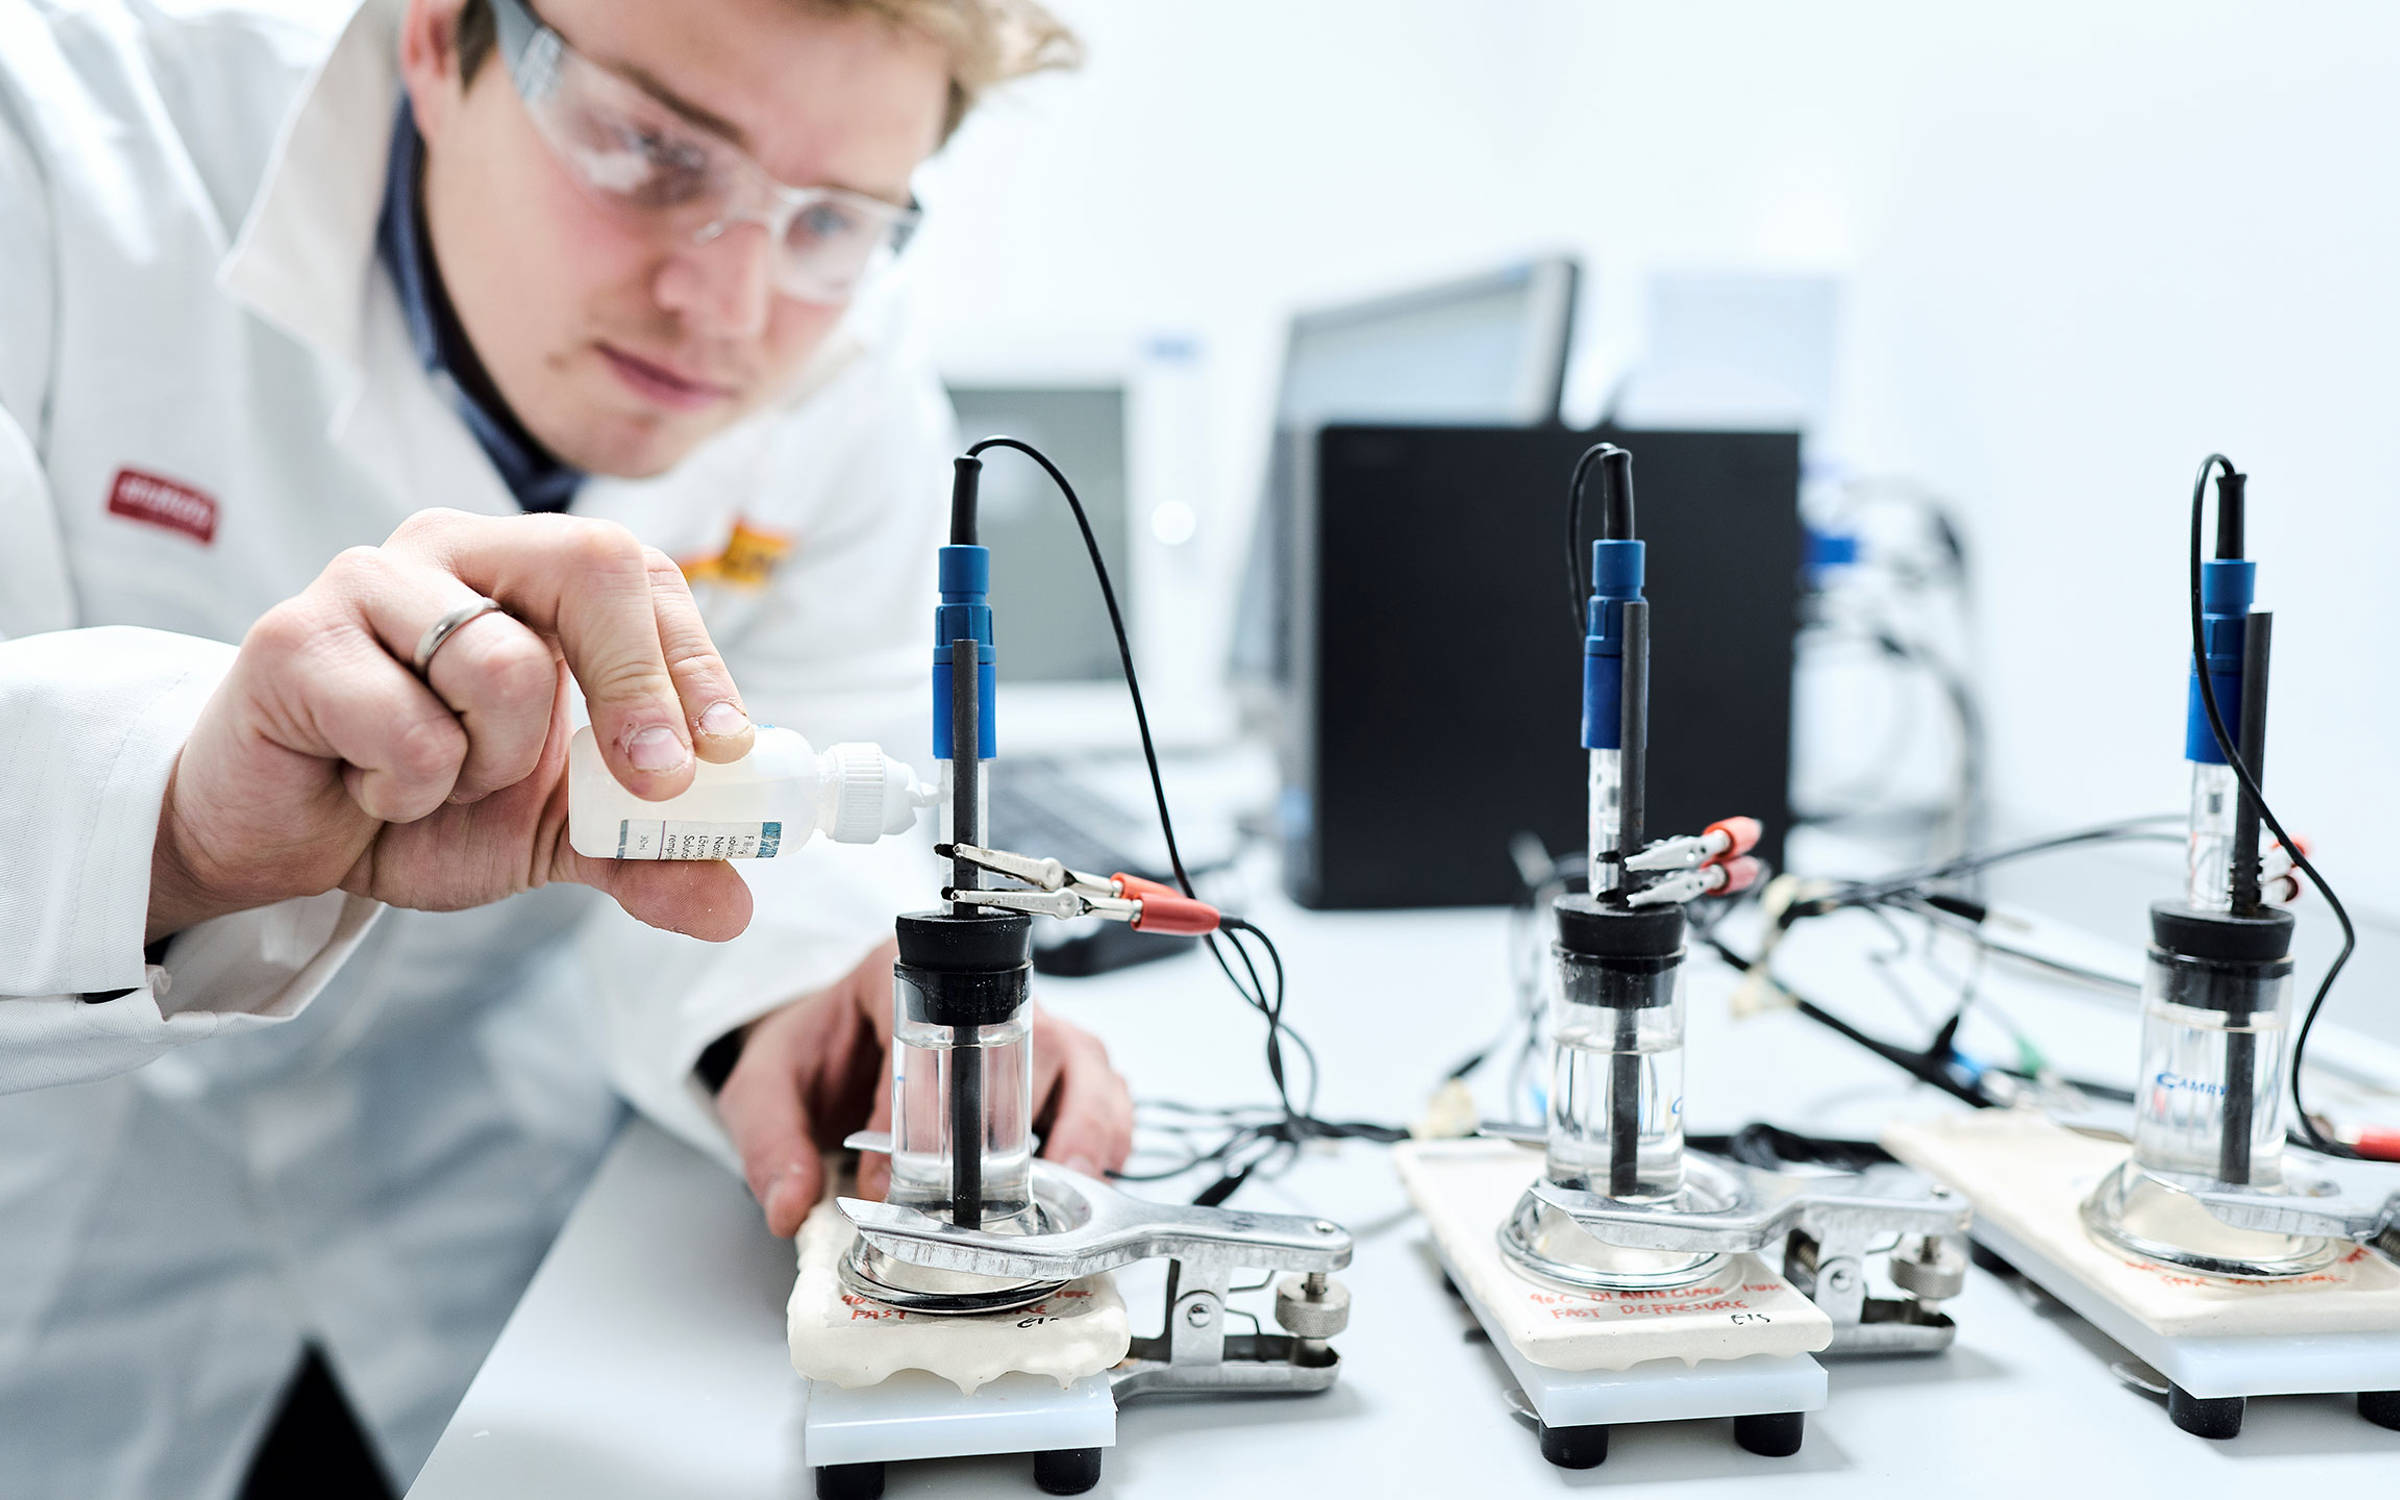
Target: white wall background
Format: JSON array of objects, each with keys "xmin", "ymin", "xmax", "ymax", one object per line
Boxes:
[{"xmin": 909, "ymin": 0, "xmax": 2400, "ymax": 918}]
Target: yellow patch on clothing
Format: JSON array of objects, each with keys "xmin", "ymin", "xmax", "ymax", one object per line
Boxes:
[{"xmin": 681, "ymin": 519, "xmax": 793, "ymax": 592}]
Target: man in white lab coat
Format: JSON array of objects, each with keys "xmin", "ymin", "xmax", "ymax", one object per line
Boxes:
[{"xmin": 0, "ymin": 0, "xmax": 1132, "ymax": 1494}]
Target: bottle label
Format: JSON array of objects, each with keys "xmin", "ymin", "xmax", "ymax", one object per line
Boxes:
[{"xmin": 612, "ymin": 820, "xmax": 783, "ymax": 860}]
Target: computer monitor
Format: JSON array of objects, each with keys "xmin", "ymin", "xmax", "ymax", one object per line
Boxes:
[
  {"xmin": 1605, "ymin": 270, "xmax": 1840, "ymax": 441},
  {"xmin": 1285, "ymin": 423, "xmax": 1803, "ymax": 909},
  {"xmin": 1230, "ymin": 258, "xmax": 1581, "ymax": 699},
  {"xmin": 944, "ymin": 382, "xmax": 1132, "ymax": 685}
]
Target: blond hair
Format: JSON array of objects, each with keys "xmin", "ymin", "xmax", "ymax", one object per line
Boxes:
[
  {"xmin": 456, "ymin": 0, "xmax": 1080, "ymax": 140},
  {"xmin": 837, "ymin": 0, "xmax": 1081, "ymax": 139}
]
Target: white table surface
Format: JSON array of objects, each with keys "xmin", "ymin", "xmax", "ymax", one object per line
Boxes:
[{"xmin": 410, "ymin": 834, "xmax": 2400, "ymax": 1496}]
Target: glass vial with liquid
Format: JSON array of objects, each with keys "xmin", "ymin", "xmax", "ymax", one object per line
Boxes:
[
  {"xmin": 884, "ymin": 910, "xmax": 1040, "ymax": 1235},
  {"xmin": 1543, "ymin": 899, "xmax": 1688, "ymax": 1201}
]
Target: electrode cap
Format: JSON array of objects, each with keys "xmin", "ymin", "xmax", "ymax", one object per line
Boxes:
[
  {"xmin": 2148, "ymin": 901, "xmax": 2295, "ymax": 966},
  {"xmin": 895, "ymin": 909, "xmax": 1034, "ymax": 972},
  {"xmin": 1552, "ymin": 894, "xmax": 1686, "ymax": 960}
]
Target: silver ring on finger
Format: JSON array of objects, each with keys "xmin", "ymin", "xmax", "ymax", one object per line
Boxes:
[{"xmin": 411, "ymin": 596, "xmax": 508, "ymax": 681}]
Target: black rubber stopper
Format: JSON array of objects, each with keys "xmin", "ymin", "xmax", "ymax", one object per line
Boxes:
[
  {"xmin": 1553, "ymin": 894, "xmax": 1685, "ymax": 961},
  {"xmin": 2149, "ymin": 902, "xmax": 2295, "ymax": 965},
  {"xmin": 814, "ymin": 1461, "xmax": 885, "ymax": 1500},
  {"xmin": 896, "ymin": 910, "xmax": 1033, "ymax": 1029},
  {"xmin": 896, "ymin": 909, "xmax": 1033, "ymax": 971},
  {"xmin": 2359, "ymin": 1390, "xmax": 2400, "ymax": 1431},
  {"xmin": 1537, "ymin": 1421, "xmax": 1610, "ymax": 1468},
  {"xmin": 1033, "ymin": 1447, "xmax": 1104, "ymax": 1495},
  {"xmin": 1734, "ymin": 1410, "xmax": 1807, "ymax": 1457},
  {"xmin": 2166, "ymin": 1384, "xmax": 2245, "ymax": 1439}
]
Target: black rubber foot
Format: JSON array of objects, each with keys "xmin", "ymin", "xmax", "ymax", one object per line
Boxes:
[
  {"xmin": 815, "ymin": 1461, "xmax": 885, "ymax": 1500},
  {"xmin": 2167, "ymin": 1384, "xmax": 2245, "ymax": 1440},
  {"xmin": 1734, "ymin": 1410, "xmax": 1806, "ymax": 1458},
  {"xmin": 1538, "ymin": 1421, "xmax": 1610, "ymax": 1468},
  {"xmin": 1967, "ymin": 1239, "xmax": 2017, "ymax": 1277},
  {"xmin": 1438, "ymin": 1270, "xmax": 1463, "ymax": 1300},
  {"xmin": 2360, "ymin": 1390, "xmax": 2400, "ymax": 1431},
  {"xmin": 1034, "ymin": 1447, "xmax": 1104, "ymax": 1495}
]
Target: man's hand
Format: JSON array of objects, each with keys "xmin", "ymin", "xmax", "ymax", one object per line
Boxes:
[
  {"xmin": 150, "ymin": 509, "xmax": 761, "ymax": 943},
  {"xmin": 719, "ymin": 940, "xmax": 1136, "ymax": 1237}
]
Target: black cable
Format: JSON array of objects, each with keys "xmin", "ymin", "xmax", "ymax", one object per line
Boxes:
[
  {"xmin": 1561, "ymin": 441, "xmax": 1617, "ymax": 630},
  {"xmin": 1688, "ymin": 1124, "xmax": 1896, "ymax": 1173},
  {"xmin": 1798, "ymin": 479, "xmax": 1983, "ymax": 852},
  {"xmin": 1701, "ymin": 930, "xmax": 1990, "ymax": 1107},
  {"xmin": 1780, "ymin": 815, "xmax": 2183, "ymax": 924},
  {"xmin": 1788, "ymin": 626, "xmax": 1939, "ymax": 823},
  {"xmin": 964, "ymin": 436, "xmax": 1399, "ymax": 1197},
  {"xmin": 1871, "ymin": 627, "xmax": 1987, "ymax": 860},
  {"xmin": 966, "ymin": 438, "xmax": 1189, "ymax": 886},
  {"xmin": 2187, "ymin": 454, "xmax": 2359, "ymax": 1156},
  {"xmin": 1716, "ymin": 863, "xmax": 2255, "ymax": 1123},
  {"xmin": 1888, "ymin": 892, "xmax": 2150, "ymax": 994}
]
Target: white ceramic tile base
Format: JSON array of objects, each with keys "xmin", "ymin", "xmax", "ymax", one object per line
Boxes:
[
  {"xmin": 1888, "ymin": 1112, "xmax": 2400, "ymax": 1400},
  {"xmin": 787, "ymin": 1196, "xmax": 1129, "ymax": 1395},
  {"xmin": 1395, "ymin": 1139, "xmax": 1832, "ymax": 1371}
]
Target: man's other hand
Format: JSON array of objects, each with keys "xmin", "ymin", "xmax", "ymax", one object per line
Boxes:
[{"xmin": 718, "ymin": 939, "xmax": 1136, "ymax": 1237}]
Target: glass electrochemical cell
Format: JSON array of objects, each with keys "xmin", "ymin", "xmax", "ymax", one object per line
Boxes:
[
  {"xmin": 890, "ymin": 1000, "xmax": 1037, "ymax": 1233},
  {"xmin": 1545, "ymin": 946, "xmax": 1685, "ymax": 1200},
  {"xmin": 2128, "ymin": 944, "xmax": 2293, "ymax": 1188},
  {"xmin": 882, "ymin": 911, "xmax": 1040, "ymax": 1237},
  {"xmin": 2083, "ymin": 902, "xmax": 2332, "ymax": 1277},
  {"xmin": 1500, "ymin": 897, "xmax": 1724, "ymax": 1291}
]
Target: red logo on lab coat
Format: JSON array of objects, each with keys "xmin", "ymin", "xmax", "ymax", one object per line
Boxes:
[{"xmin": 107, "ymin": 468, "xmax": 218, "ymax": 545}]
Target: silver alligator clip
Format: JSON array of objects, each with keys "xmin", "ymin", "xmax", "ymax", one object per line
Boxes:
[{"xmin": 942, "ymin": 886, "xmax": 1138, "ymax": 922}]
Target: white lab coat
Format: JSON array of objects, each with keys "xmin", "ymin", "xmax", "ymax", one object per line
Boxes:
[{"xmin": 0, "ymin": 0, "xmax": 950, "ymax": 1492}]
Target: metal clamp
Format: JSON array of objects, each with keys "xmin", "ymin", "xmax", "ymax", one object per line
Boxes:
[
  {"xmin": 1531, "ymin": 1154, "xmax": 1971, "ymax": 1354},
  {"xmin": 2194, "ymin": 1180, "xmax": 2400, "ymax": 1263},
  {"xmin": 839, "ymin": 1133, "xmax": 1354, "ymax": 1400}
]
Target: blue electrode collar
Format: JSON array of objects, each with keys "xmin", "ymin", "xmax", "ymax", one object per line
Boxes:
[
  {"xmin": 1581, "ymin": 537, "xmax": 1645, "ymax": 750},
  {"xmin": 2185, "ymin": 556, "xmax": 2254, "ymax": 764},
  {"xmin": 932, "ymin": 543, "xmax": 997, "ymax": 760}
]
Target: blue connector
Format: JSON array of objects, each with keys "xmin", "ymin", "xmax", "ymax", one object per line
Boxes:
[
  {"xmin": 1803, "ymin": 525, "xmax": 1860, "ymax": 579},
  {"xmin": 1581, "ymin": 537, "xmax": 1645, "ymax": 750},
  {"xmin": 2183, "ymin": 556, "xmax": 2253, "ymax": 763},
  {"xmin": 932, "ymin": 543, "xmax": 997, "ymax": 760}
]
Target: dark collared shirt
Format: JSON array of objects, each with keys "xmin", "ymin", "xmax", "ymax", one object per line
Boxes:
[{"xmin": 375, "ymin": 104, "xmax": 583, "ymax": 514}]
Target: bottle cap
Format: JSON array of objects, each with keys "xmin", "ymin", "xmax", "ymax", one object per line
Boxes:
[{"xmin": 825, "ymin": 743, "xmax": 928, "ymax": 843}]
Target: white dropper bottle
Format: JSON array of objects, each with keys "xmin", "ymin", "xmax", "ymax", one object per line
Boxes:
[{"xmin": 566, "ymin": 725, "xmax": 939, "ymax": 860}]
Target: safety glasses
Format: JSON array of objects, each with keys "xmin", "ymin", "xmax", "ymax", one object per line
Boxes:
[{"xmin": 489, "ymin": 0, "xmax": 922, "ymax": 306}]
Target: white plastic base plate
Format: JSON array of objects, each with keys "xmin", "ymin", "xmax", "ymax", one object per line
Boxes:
[
  {"xmin": 1440, "ymin": 1245, "xmax": 1827, "ymax": 1427},
  {"xmin": 801, "ymin": 1370, "xmax": 1118, "ymax": 1467},
  {"xmin": 1887, "ymin": 1112, "xmax": 2400, "ymax": 1401}
]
